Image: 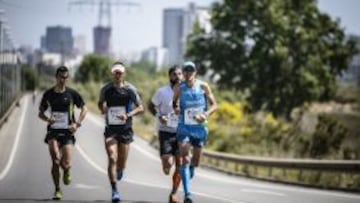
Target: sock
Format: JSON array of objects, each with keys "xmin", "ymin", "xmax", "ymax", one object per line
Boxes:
[
  {"xmin": 180, "ymin": 164, "xmax": 191, "ymax": 197},
  {"xmin": 117, "ymin": 170, "xmax": 123, "ymax": 181},
  {"xmin": 171, "ymin": 170, "xmax": 181, "ymax": 194},
  {"xmin": 111, "ymin": 181, "xmax": 117, "ymax": 192}
]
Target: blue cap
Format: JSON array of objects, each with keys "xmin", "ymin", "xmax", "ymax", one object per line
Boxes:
[{"xmin": 182, "ymin": 61, "xmax": 196, "ymax": 72}]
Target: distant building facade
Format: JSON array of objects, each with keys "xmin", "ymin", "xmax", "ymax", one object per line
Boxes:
[
  {"xmin": 43, "ymin": 26, "xmax": 74, "ymax": 56},
  {"xmin": 162, "ymin": 3, "xmax": 212, "ymax": 65},
  {"xmin": 93, "ymin": 26, "xmax": 111, "ymax": 56}
]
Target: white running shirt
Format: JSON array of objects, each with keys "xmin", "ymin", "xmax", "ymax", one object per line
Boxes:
[{"xmin": 151, "ymin": 85, "xmax": 178, "ymax": 133}]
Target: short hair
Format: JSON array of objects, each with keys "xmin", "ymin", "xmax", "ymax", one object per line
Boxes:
[
  {"xmin": 56, "ymin": 66, "xmax": 69, "ymax": 76},
  {"xmin": 168, "ymin": 65, "xmax": 180, "ymax": 76}
]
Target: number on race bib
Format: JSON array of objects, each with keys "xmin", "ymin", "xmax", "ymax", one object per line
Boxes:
[
  {"xmin": 51, "ymin": 112, "xmax": 69, "ymax": 129},
  {"xmin": 167, "ymin": 112, "xmax": 179, "ymax": 128},
  {"xmin": 108, "ymin": 106, "xmax": 126, "ymax": 125},
  {"xmin": 184, "ymin": 108, "xmax": 203, "ymax": 125}
]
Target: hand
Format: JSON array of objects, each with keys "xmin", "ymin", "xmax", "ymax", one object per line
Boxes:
[
  {"xmin": 194, "ymin": 113, "xmax": 207, "ymax": 123},
  {"xmin": 47, "ymin": 117, "xmax": 56, "ymax": 125},
  {"xmin": 117, "ymin": 113, "xmax": 128, "ymax": 121},
  {"xmin": 159, "ymin": 115, "xmax": 168, "ymax": 124},
  {"xmin": 69, "ymin": 123, "xmax": 78, "ymax": 133}
]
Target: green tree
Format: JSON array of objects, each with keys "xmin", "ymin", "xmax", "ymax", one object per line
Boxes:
[
  {"xmin": 21, "ymin": 64, "xmax": 38, "ymax": 90},
  {"xmin": 75, "ymin": 54, "xmax": 113, "ymax": 83},
  {"xmin": 186, "ymin": 0, "xmax": 358, "ymax": 116}
]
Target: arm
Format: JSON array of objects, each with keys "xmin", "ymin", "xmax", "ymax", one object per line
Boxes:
[
  {"xmin": 76, "ymin": 105, "xmax": 88, "ymax": 126},
  {"xmin": 202, "ymin": 82, "xmax": 218, "ymax": 117},
  {"xmin": 120, "ymin": 86, "xmax": 144, "ymax": 120},
  {"xmin": 98, "ymin": 86, "xmax": 107, "ymax": 114},
  {"xmin": 38, "ymin": 92, "xmax": 55, "ymax": 124},
  {"xmin": 172, "ymin": 84, "xmax": 180, "ymax": 115},
  {"xmin": 147, "ymin": 101, "xmax": 157, "ymax": 116}
]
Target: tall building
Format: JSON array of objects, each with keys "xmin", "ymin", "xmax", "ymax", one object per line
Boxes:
[
  {"xmin": 94, "ymin": 26, "xmax": 111, "ymax": 56},
  {"xmin": 163, "ymin": 9, "xmax": 184, "ymax": 65},
  {"xmin": 43, "ymin": 26, "xmax": 74, "ymax": 56},
  {"xmin": 162, "ymin": 3, "xmax": 212, "ymax": 65}
]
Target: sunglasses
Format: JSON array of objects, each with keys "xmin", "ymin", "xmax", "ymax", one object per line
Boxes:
[{"xmin": 58, "ymin": 75, "xmax": 69, "ymax": 79}]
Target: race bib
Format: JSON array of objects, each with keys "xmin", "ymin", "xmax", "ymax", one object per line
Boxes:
[
  {"xmin": 108, "ymin": 106, "xmax": 126, "ymax": 125},
  {"xmin": 184, "ymin": 107, "xmax": 203, "ymax": 125},
  {"xmin": 167, "ymin": 112, "xmax": 179, "ymax": 128},
  {"xmin": 51, "ymin": 112, "xmax": 69, "ymax": 129}
]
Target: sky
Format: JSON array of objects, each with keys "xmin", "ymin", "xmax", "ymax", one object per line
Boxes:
[{"xmin": 1, "ymin": 0, "xmax": 360, "ymax": 55}]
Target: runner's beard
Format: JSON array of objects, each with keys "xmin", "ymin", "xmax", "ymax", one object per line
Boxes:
[{"xmin": 170, "ymin": 79, "xmax": 179, "ymax": 87}]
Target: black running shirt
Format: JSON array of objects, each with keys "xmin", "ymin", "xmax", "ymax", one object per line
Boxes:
[
  {"xmin": 99, "ymin": 82, "xmax": 142, "ymax": 129},
  {"xmin": 39, "ymin": 87, "xmax": 85, "ymax": 133}
]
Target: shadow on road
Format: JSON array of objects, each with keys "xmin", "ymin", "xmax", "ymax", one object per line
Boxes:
[{"xmin": 0, "ymin": 198, "xmax": 165, "ymax": 203}]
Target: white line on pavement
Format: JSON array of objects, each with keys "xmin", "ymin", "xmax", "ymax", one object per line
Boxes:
[
  {"xmin": 82, "ymin": 113, "xmax": 238, "ymax": 203},
  {"xmin": 84, "ymin": 112, "xmax": 360, "ymax": 200},
  {"xmin": 0, "ymin": 96, "xmax": 28, "ymax": 181}
]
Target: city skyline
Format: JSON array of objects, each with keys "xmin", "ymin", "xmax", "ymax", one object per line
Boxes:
[{"xmin": 1, "ymin": 0, "xmax": 360, "ymax": 55}]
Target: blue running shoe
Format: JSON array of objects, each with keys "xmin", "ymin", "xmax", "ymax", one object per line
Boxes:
[
  {"xmin": 116, "ymin": 170, "xmax": 123, "ymax": 181},
  {"xmin": 184, "ymin": 197, "xmax": 192, "ymax": 203},
  {"xmin": 111, "ymin": 190, "xmax": 120, "ymax": 202},
  {"xmin": 189, "ymin": 165, "xmax": 195, "ymax": 179}
]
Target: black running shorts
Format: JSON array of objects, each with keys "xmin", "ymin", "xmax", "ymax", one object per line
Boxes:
[
  {"xmin": 104, "ymin": 127, "xmax": 134, "ymax": 144},
  {"xmin": 158, "ymin": 131, "xmax": 178, "ymax": 156},
  {"xmin": 44, "ymin": 131, "xmax": 75, "ymax": 147}
]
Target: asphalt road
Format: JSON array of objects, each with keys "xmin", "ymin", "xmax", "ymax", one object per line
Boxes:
[{"xmin": 0, "ymin": 95, "xmax": 359, "ymax": 203}]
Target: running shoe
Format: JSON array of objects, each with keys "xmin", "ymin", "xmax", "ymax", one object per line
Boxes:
[
  {"xmin": 52, "ymin": 189, "xmax": 63, "ymax": 200},
  {"xmin": 183, "ymin": 197, "xmax": 193, "ymax": 203},
  {"xmin": 63, "ymin": 169, "xmax": 72, "ymax": 185},
  {"xmin": 112, "ymin": 190, "xmax": 120, "ymax": 202}
]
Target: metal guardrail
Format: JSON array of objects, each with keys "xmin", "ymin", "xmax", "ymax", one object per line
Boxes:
[
  {"xmin": 0, "ymin": 95, "xmax": 20, "ymax": 128},
  {"xmin": 201, "ymin": 150, "xmax": 360, "ymax": 191}
]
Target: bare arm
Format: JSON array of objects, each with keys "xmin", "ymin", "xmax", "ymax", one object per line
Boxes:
[
  {"xmin": 76, "ymin": 105, "xmax": 88, "ymax": 124},
  {"xmin": 172, "ymin": 84, "xmax": 180, "ymax": 114},
  {"xmin": 202, "ymin": 82, "xmax": 218, "ymax": 117},
  {"xmin": 38, "ymin": 110, "xmax": 54, "ymax": 124},
  {"xmin": 147, "ymin": 100, "xmax": 157, "ymax": 116}
]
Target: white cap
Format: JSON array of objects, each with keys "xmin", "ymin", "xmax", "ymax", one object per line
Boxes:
[{"xmin": 111, "ymin": 64, "xmax": 125, "ymax": 73}]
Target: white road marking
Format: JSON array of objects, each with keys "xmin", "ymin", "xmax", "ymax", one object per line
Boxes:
[
  {"xmin": 72, "ymin": 183, "xmax": 101, "ymax": 190},
  {"xmin": 85, "ymin": 112, "xmax": 360, "ymax": 200},
  {"xmin": 0, "ymin": 96, "xmax": 28, "ymax": 180},
  {"xmin": 82, "ymin": 113, "xmax": 238, "ymax": 202},
  {"xmin": 241, "ymin": 188, "xmax": 286, "ymax": 196}
]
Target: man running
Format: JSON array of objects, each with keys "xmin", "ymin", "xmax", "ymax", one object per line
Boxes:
[
  {"xmin": 38, "ymin": 66, "xmax": 88, "ymax": 200},
  {"xmin": 173, "ymin": 61, "xmax": 218, "ymax": 203},
  {"xmin": 148, "ymin": 65, "xmax": 183, "ymax": 203},
  {"xmin": 98, "ymin": 62, "xmax": 144, "ymax": 202}
]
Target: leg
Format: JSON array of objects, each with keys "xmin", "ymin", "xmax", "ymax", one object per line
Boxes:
[
  {"xmin": 161, "ymin": 154, "xmax": 173, "ymax": 175},
  {"xmin": 169, "ymin": 154, "xmax": 181, "ymax": 203},
  {"xmin": 48, "ymin": 139, "xmax": 62, "ymax": 199},
  {"xmin": 60, "ymin": 144, "xmax": 73, "ymax": 185},
  {"xmin": 178, "ymin": 141, "xmax": 192, "ymax": 199},
  {"xmin": 116, "ymin": 142, "xmax": 130, "ymax": 179},
  {"xmin": 105, "ymin": 137, "xmax": 118, "ymax": 190},
  {"xmin": 105, "ymin": 137, "xmax": 120, "ymax": 202}
]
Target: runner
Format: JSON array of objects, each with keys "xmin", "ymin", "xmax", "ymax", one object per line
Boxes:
[
  {"xmin": 98, "ymin": 62, "xmax": 144, "ymax": 202},
  {"xmin": 38, "ymin": 66, "xmax": 87, "ymax": 200},
  {"xmin": 148, "ymin": 65, "xmax": 183, "ymax": 203},
  {"xmin": 173, "ymin": 61, "xmax": 218, "ymax": 203}
]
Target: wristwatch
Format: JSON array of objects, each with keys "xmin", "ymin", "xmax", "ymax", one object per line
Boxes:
[{"xmin": 76, "ymin": 122, "xmax": 82, "ymax": 128}]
